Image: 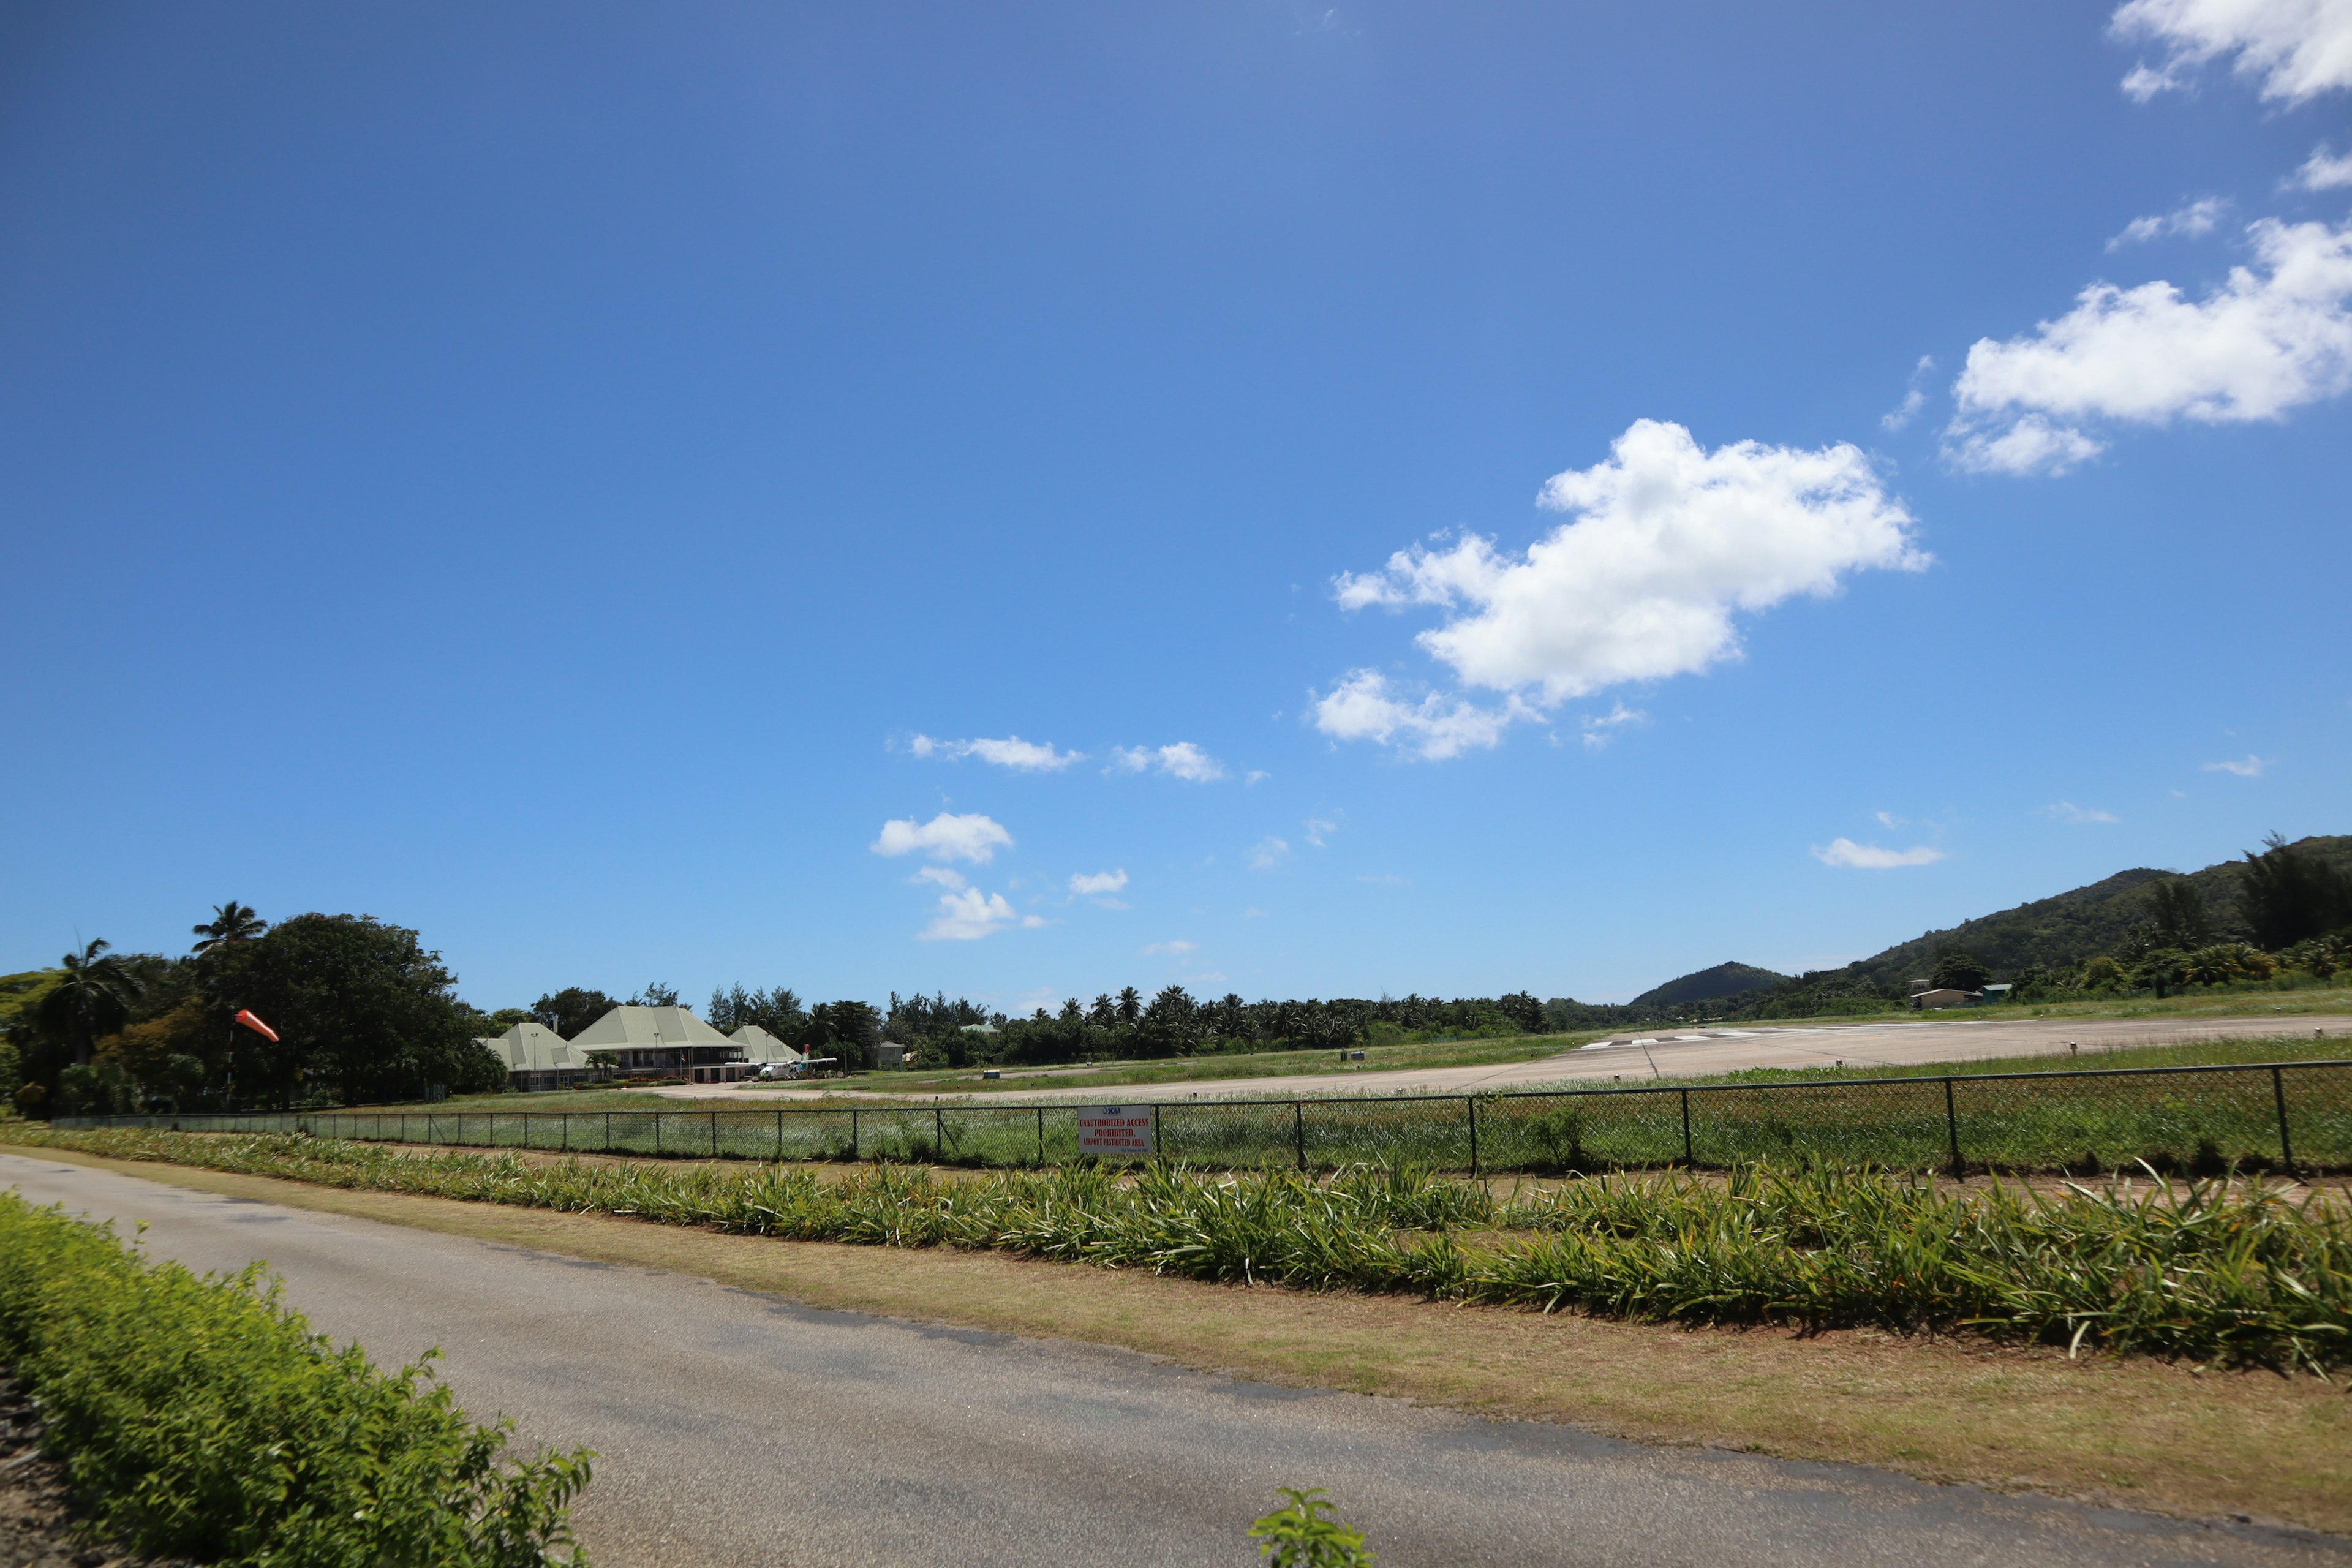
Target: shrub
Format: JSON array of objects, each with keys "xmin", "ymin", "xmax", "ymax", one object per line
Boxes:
[
  {"xmin": 1250, "ymin": 1488, "xmax": 1374, "ymax": 1567},
  {"xmin": 0, "ymin": 1191, "xmax": 591, "ymax": 1567}
]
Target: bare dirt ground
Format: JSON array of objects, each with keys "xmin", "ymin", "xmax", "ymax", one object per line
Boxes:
[{"xmin": 638, "ymin": 1011, "xmax": 2352, "ymax": 1104}]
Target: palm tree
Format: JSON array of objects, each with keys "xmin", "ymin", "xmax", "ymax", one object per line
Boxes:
[
  {"xmin": 192, "ymin": 901, "xmax": 266, "ymax": 955},
  {"xmin": 36, "ymin": 938, "xmax": 144, "ymax": 1065}
]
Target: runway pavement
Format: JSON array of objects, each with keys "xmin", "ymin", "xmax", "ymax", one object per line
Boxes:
[
  {"xmin": 647, "ymin": 1011, "xmax": 2352, "ymax": 1105},
  {"xmin": 4, "ymin": 1151, "xmax": 2343, "ymax": 1567}
]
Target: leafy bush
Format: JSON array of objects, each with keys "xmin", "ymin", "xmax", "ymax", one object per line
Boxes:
[{"xmin": 0, "ymin": 1191, "xmax": 592, "ymax": 1567}]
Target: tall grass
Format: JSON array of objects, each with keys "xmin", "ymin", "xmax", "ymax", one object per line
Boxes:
[
  {"xmin": 0, "ymin": 1188, "xmax": 591, "ymax": 1567},
  {"xmin": 10, "ymin": 1125, "xmax": 2347, "ymax": 1373}
]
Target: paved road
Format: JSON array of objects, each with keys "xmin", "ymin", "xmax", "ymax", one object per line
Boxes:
[
  {"xmin": 647, "ymin": 1011, "xmax": 2352, "ymax": 1104},
  {"xmin": 4, "ymin": 1153, "xmax": 2341, "ymax": 1567}
]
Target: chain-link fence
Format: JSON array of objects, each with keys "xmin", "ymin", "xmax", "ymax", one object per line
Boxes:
[{"xmin": 55, "ymin": 1059, "xmax": 2352, "ymax": 1176}]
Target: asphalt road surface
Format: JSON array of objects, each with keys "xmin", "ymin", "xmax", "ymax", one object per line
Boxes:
[
  {"xmin": 5, "ymin": 1153, "xmax": 2343, "ymax": 1568},
  {"xmin": 649, "ymin": 1011, "xmax": 2352, "ymax": 1104}
]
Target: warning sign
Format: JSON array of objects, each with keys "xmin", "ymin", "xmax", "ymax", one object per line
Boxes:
[{"xmin": 1077, "ymin": 1105, "xmax": 1155, "ymax": 1157}]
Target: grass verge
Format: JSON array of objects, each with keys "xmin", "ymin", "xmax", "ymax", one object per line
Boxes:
[
  {"xmin": 6, "ymin": 1125, "xmax": 2348, "ymax": 1374},
  {"xmin": 9, "ymin": 1140, "xmax": 2348, "ymax": 1537},
  {"xmin": 0, "ymin": 1186, "xmax": 591, "ymax": 1567}
]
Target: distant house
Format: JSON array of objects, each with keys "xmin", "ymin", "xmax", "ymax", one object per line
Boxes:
[
  {"xmin": 1909, "ymin": 988, "xmax": 1978, "ymax": 1011},
  {"xmin": 568, "ymin": 1005, "xmax": 744, "ymax": 1080},
  {"xmin": 476, "ymin": 1022, "xmax": 603, "ymax": 1091},
  {"xmin": 875, "ymin": 1041, "xmax": 911, "ymax": 1069}
]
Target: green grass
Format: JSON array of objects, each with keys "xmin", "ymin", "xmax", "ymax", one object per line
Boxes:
[
  {"xmin": 85, "ymin": 1038, "xmax": 2352, "ymax": 1177},
  {"xmin": 0, "ymin": 1189, "xmax": 590, "ymax": 1567},
  {"xmin": 7, "ymin": 1126, "xmax": 2348, "ymax": 1375}
]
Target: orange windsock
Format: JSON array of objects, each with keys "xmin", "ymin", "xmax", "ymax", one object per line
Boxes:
[{"xmin": 234, "ymin": 1009, "xmax": 279, "ymax": 1043}]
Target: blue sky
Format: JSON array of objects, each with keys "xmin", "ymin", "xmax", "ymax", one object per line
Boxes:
[{"xmin": 4, "ymin": 2, "xmax": 2347, "ymax": 1011}]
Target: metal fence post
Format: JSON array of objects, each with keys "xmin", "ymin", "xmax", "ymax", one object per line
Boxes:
[
  {"xmin": 1467, "ymin": 1096, "xmax": 1480, "ymax": 1178},
  {"xmin": 605, "ymin": 1110, "xmax": 612, "ymax": 1153},
  {"xmin": 1943, "ymin": 1077, "xmax": 1963, "ymax": 1178},
  {"xmin": 2272, "ymin": 1065, "xmax": 2297, "ymax": 1175},
  {"xmin": 851, "ymin": 1107, "xmax": 861, "ymax": 1161},
  {"xmin": 654, "ymin": 1113, "xmax": 662, "ymax": 1158},
  {"xmin": 935, "ymin": 1102, "xmax": 944, "ymax": 1159},
  {"xmin": 1294, "ymin": 1102, "xmax": 1306, "ymax": 1171},
  {"xmin": 560, "ymin": 1113, "xmax": 568, "ymax": 1153},
  {"xmin": 1680, "ymin": 1088, "xmax": 1694, "ymax": 1167},
  {"xmin": 1036, "ymin": 1104, "xmax": 1046, "ymax": 1164},
  {"xmin": 1151, "ymin": 1103, "xmax": 1161, "ymax": 1159},
  {"xmin": 776, "ymin": 1110, "xmax": 785, "ymax": 1163},
  {"xmin": 710, "ymin": 1110, "xmax": 718, "ymax": 1159},
  {"xmin": 488, "ymin": 1112, "xmax": 494, "ymax": 1148}
]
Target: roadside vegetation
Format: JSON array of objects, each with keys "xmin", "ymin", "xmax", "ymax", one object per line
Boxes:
[
  {"xmin": 0, "ymin": 1189, "xmax": 591, "ymax": 1567},
  {"xmin": 7, "ymin": 1126, "xmax": 2347, "ymax": 1375}
]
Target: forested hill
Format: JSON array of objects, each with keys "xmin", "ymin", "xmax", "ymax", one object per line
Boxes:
[
  {"xmin": 1632, "ymin": 962, "xmax": 1788, "ymax": 1006},
  {"xmin": 1845, "ymin": 834, "xmax": 2352, "ymax": 986}
]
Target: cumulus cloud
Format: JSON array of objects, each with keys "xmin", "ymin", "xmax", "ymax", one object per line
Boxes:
[
  {"xmin": 2042, "ymin": 801, "xmax": 2123, "ymax": 824},
  {"xmin": 1308, "ymin": 671, "xmax": 1534, "ymax": 761},
  {"xmin": 1110, "ymin": 742, "xmax": 1227, "ymax": 782},
  {"xmin": 1069, "ymin": 869, "xmax": 1129, "ymax": 897},
  {"xmin": 2113, "ymin": 0, "xmax": 2352, "ymax": 103},
  {"xmin": 2108, "ymin": 197, "xmax": 2227, "ymax": 250},
  {"xmin": 909, "ymin": 734, "xmax": 1083, "ymax": 771},
  {"xmin": 872, "ymin": 812, "xmax": 1014, "ymax": 864},
  {"xmin": 1303, "ymin": 814, "xmax": 1339, "ymax": 848},
  {"xmin": 920, "ymin": 887, "xmax": 1048, "ymax": 940},
  {"xmin": 2205, "ymin": 753, "xmax": 2272, "ymax": 775},
  {"xmin": 916, "ymin": 865, "xmax": 968, "ymax": 889},
  {"xmin": 1143, "ymin": 940, "xmax": 1198, "ymax": 956},
  {"xmin": 1318, "ymin": 421, "xmax": 1923, "ymax": 758},
  {"xmin": 1250, "ymin": 837, "xmax": 1292, "ymax": 870},
  {"xmin": 1812, "ymin": 837, "xmax": 1949, "ymax": 869},
  {"xmin": 2297, "ymin": 143, "xmax": 2352, "ymax": 189},
  {"xmin": 1947, "ymin": 219, "xmax": 2352, "ymax": 473}
]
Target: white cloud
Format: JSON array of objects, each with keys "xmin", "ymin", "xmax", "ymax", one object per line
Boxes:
[
  {"xmin": 1111, "ymin": 742, "xmax": 1227, "ymax": 782},
  {"xmin": 2204, "ymin": 753, "xmax": 2272, "ymax": 775},
  {"xmin": 920, "ymin": 888, "xmax": 1048, "ymax": 940},
  {"xmin": 1874, "ymin": 810, "xmax": 1906, "ymax": 829},
  {"xmin": 2297, "ymin": 143, "xmax": 2352, "ymax": 189},
  {"xmin": 909, "ymin": 734, "xmax": 1083, "ymax": 771},
  {"xmin": 2042, "ymin": 801, "xmax": 2123, "ymax": 824},
  {"xmin": 1250, "ymin": 836, "xmax": 1292, "ymax": 870},
  {"xmin": 872, "ymin": 812, "xmax": 1014, "ymax": 864},
  {"xmin": 916, "ymin": 865, "xmax": 968, "ymax": 889},
  {"xmin": 1303, "ymin": 813, "xmax": 1339, "ymax": 848},
  {"xmin": 1947, "ymin": 219, "xmax": 2352, "ymax": 473},
  {"xmin": 1880, "ymin": 355, "xmax": 1937, "ymax": 431},
  {"xmin": 1309, "ymin": 671, "xmax": 1534, "ymax": 761},
  {"xmin": 2108, "ymin": 197, "xmax": 2227, "ymax": 249},
  {"xmin": 2113, "ymin": 0, "xmax": 2352, "ymax": 103},
  {"xmin": 1321, "ymin": 421, "xmax": 1923, "ymax": 758},
  {"xmin": 1579, "ymin": 701, "xmax": 1648, "ymax": 750},
  {"xmin": 1812, "ymin": 837, "xmax": 1949, "ymax": 869},
  {"xmin": 1143, "ymin": 940, "xmax": 1198, "ymax": 956},
  {"xmin": 1069, "ymin": 868, "xmax": 1129, "ymax": 897},
  {"xmin": 1944, "ymin": 416, "xmax": 2108, "ymax": 477}
]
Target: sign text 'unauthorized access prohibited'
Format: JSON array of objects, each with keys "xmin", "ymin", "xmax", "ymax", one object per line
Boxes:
[{"xmin": 1077, "ymin": 1106, "xmax": 1154, "ymax": 1157}]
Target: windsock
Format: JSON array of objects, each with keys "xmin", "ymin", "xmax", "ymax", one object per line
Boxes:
[{"xmin": 234, "ymin": 1009, "xmax": 279, "ymax": 1042}]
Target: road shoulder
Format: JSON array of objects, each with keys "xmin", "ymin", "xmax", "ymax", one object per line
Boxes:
[{"xmin": 12, "ymin": 1144, "xmax": 2348, "ymax": 1539}]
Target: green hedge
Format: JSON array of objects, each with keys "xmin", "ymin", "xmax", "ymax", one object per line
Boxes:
[{"xmin": 0, "ymin": 1191, "xmax": 591, "ymax": 1567}]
